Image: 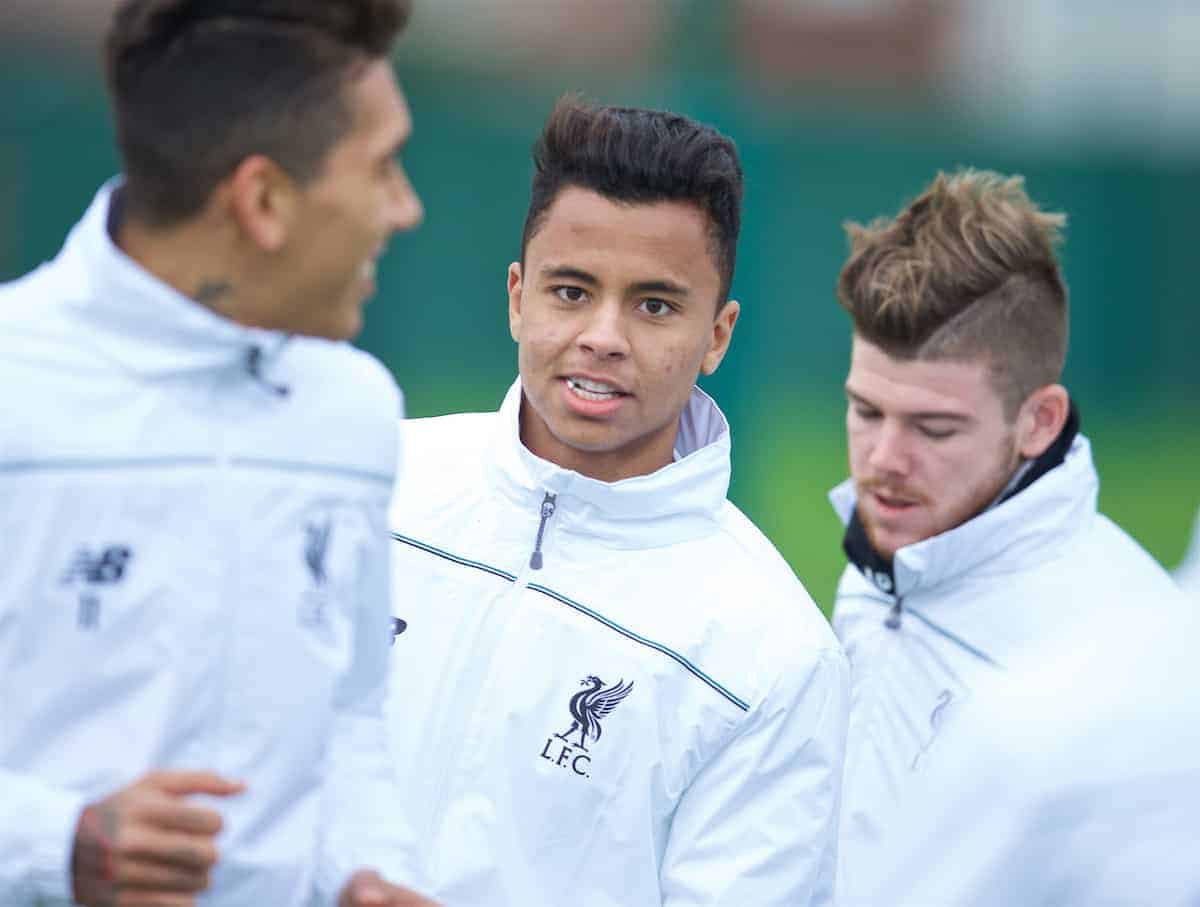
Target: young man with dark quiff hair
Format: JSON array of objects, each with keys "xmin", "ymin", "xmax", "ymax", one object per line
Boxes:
[
  {"xmin": 827, "ymin": 168, "xmax": 1190, "ymax": 903},
  {"xmin": 385, "ymin": 95, "xmax": 848, "ymax": 906},
  {"xmin": 0, "ymin": 2, "xmax": 434, "ymax": 905}
]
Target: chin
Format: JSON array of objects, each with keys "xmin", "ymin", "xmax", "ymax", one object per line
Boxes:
[
  {"xmin": 862, "ymin": 521, "xmax": 912, "ymax": 561},
  {"xmin": 322, "ymin": 309, "xmax": 364, "ymax": 342}
]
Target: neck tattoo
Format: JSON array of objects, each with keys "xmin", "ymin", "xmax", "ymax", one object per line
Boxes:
[{"xmin": 193, "ymin": 280, "xmax": 233, "ymax": 312}]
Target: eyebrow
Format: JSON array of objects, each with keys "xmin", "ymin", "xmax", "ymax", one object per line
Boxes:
[
  {"xmin": 629, "ymin": 279, "xmax": 690, "ymax": 298},
  {"xmin": 845, "ymin": 388, "xmax": 973, "ymax": 422},
  {"xmin": 539, "ymin": 267, "xmax": 690, "ymax": 298},
  {"xmin": 541, "ymin": 266, "xmax": 598, "ymax": 285}
]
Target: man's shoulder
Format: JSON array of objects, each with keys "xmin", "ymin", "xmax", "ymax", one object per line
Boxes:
[
  {"xmin": 705, "ymin": 500, "xmax": 839, "ymax": 649},
  {"xmin": 285, "ymin": 340, "xmax": 400, "ymax": 412},
  {"xmin": 405, "ymin": 410, "xmax": 497, "ymax": 448},
  {"xmin": 1022, "ymin": 510, "xmax": 1184, "ymax": 610},
  {"xmin": 402, "ymin": 410, "xmax": 496, "ymax": 471},
  {"xmin": 390, "ymin": 411, "xmax": 497, "ymax": 526},
  {"xmin": 0, "ymin": 256, "xmax": 83, "ymax": 333}
]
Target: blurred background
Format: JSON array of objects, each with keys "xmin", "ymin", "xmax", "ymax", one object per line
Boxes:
[{"xmin": 3, "ymin": 0, "xmax": 1197, "ymax": 614}]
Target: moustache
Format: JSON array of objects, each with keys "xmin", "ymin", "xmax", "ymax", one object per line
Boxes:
[{"xmin": 858, "ymin": 479, "xmax": 928, "ymax": 507}]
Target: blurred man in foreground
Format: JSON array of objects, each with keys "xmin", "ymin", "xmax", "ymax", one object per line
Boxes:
[
  {"xmin": 385, "ymin": 96, "xmax": 848, "ymax": 906},
  {"xmin": 0, "ymin": 1, "xmax": 433, "ymax": 904},
  {"xmin": 827, "ymin": 169, "xmax": 1192, "ymax": 902}
]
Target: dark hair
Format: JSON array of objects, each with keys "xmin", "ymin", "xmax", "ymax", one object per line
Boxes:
[
  {"xmin": 105, "ymin": 0, "xmax": 411, "ymax": 225},
  {"xmin": 837, "ymin": 169, "xmax": 1069, "ymax": 417},
  {"xmin": 521, "ymin": 95, "xmax": 744, "ymax": 306}
]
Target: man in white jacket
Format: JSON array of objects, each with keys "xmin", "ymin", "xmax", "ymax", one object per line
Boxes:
[
  {"xmin": 385, "ymin": 97, "xmax": 849, "ymax": 906},
  {"xmin": 828, "ymin": 169, "xmax": 1193, "ymax": 903},
  {"xmin": 0, "ymin": 1, "xmax": 434, "ymax": 905}
]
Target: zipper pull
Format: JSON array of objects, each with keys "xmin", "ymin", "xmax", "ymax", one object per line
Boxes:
[
  {"xmin": 885, "ymin": 598, "xmax": 903, "ymax": 630},
  {"xmin": 529, "ymin": 492, "xmax": 557, "ymax": 570}
]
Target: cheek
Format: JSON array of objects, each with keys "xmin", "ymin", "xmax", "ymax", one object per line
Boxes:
[
  {"xmin": 519, "ymin": 315, "xmax": 574, "ymax": 364},
  {"xmin": 929, "ymin": 446, "xmax": 996, "ymax": 508},
  {"xmin": 653, "ymin": 330, "xmax": 709, "ymax": 381}
]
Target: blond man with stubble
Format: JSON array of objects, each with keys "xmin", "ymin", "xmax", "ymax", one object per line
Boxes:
[{"xmin": 826, "ymin": 169, "xmax": 1193, "ymax": 904}]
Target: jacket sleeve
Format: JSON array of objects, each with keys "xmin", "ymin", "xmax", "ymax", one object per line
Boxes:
[
  {"xmin": 0, "ymin": 769, "xmax": 87, "ymax": 903},
  {"xmin": 659, "ymin": 646, "xmax": 849, "ymax": 907},
  {"xmin": 310, "ymin": 510, "xmax": 424, "ymax": 903}
]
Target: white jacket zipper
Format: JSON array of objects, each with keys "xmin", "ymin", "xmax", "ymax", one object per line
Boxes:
[{"xmin": 529, "ymin": 492, "xmax": 557, "ymax": 570}]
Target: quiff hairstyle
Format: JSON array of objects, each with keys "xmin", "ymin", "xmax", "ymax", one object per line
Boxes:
[
  {"xmin": 837, "ymin": 169, "xmax": 1069, "ymax": 418},
  {"xmin": 105, "ymin": 0, "xmax": 411, "ymax": 226},
  {"xmin": 521, "ymin": 95, "xmax": 744, "ymax": 307}
]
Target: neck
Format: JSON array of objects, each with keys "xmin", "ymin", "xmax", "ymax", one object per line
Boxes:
[{"xmin": 114, "ymin": 206, "xmax": 243, "ymax": 323}]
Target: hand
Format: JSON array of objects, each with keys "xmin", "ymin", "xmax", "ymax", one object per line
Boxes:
[
  {"xmin": 338, "ymin": 869, "xmax": 441, "ymax": 906},
  {"xmin": 71, "ymin": 769, "xmax": 244, "ymax": 907}
]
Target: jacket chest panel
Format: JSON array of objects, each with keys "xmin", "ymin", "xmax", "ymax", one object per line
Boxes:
[
  {"xmin": 389, "ymin": 540, "xmax": 742, "ymax": 861},
  {"xmin": 0, "ymin": 463, "xmax": 384, "ymax": 782}
]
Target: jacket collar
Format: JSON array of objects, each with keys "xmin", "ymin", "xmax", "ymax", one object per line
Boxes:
[
  {"xmin": 487, "ymin": 378, "xmax": 731, "ymax": 549},
  {"xmin": 61, "ymin": 179, "xmax": 290, "ymax": 379},
  {"xmin": 830, "ymin": 406, "xmax": 1096, "ymax": 599}
]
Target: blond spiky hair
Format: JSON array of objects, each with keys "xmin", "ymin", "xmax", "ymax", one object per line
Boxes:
[{"xmin": 837, "ymin": 168, "xmax": 1069, "ymax": 416}]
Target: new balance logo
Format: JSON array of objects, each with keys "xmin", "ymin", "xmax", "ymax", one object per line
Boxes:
[
  {"xmin": 60, "ymin": 547, "xmax": 133, "ymax": 586},
  {"xmin": 60, "ymin": 546, "xmax": 133, "ymax": 631}
]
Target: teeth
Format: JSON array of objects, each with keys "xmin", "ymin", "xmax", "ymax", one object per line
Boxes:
[{"xmin": 567, "ymin": 377, "xmax": 620, "ymax": 400}]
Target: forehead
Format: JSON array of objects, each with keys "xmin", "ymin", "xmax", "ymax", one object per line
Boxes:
[
  {"xmin": 527, "ymin": 186, "xmax": 720, "ymax": 285},
  {"xmin": 847, "ymin": 336, "xmax": 1001, "ymax": 414},
  {"xmin": 343, "ymin": 58, "xmax": 411, "ymax": 149}
]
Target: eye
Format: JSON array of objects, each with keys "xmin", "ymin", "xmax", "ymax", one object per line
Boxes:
[
  {"xmin": 638, "ymin": 298, "xmax": 674, "ymax": 317},
  {"xmin": 553, "ymin": 285, "xmax": 588, "ymax": 304},
  {"xmin": 853, "ymin": 406, "xmax": 881, "ymax": 421},
  {"xmin": 917, "ymin": 425, "xmax": 956, "ymax": 440}
]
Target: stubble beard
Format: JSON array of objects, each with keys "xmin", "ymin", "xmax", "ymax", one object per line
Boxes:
[{"xmin": 860, "ymin": 432, "xmax": 1022, "ymax": 561}]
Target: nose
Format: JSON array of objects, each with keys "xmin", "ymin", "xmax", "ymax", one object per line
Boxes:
[
  {"xmin": 867, "ymin": 419, "xmax": 910, "ymax": 477},
  {"xmin": 387, "ymin": 167, "xmax": 424, "ymax": 234},
  {"xmin": 577, "ymin": 299, "xmax": 630, "ymax": 360}
]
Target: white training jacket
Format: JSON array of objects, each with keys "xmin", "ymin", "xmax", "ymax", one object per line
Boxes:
[
  {"xmin": 829, "ymin": 422, "xmax": 1190, "ymax": 904},
  {"xmin": 386, "ymin": 380, "xmax": 848, "ymax": 907},
  {"xmin": 0, "ymin": 184, "xmax": 417, "ymax": 905},
  {"xmin": 864, "ymin": 599, "xmax": 1200, "ymax": 906}
]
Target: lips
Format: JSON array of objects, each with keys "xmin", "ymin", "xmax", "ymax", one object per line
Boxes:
[
  {"xmin": 861, "ymin": 484, "xmax": 923, "ymax": 516},
  {"xmin": 559, "ymin": 375, "xmax": 630, "ymax": 418},
  {"xmin": 564, "ymin": 375, "xmax": 629, "ymax": 401}
]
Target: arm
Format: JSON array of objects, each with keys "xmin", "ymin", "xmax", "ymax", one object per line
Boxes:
[
  {"xmin": 0, "ymin": 769, "xmax": 86, "ymax": 902},
  {"xmin": 312, "ymin": 511, "xmax": 424, "ymax": 903},
  {"xmin": 660, "ymin": 647, "xmax": 849, "ymax": 907}
]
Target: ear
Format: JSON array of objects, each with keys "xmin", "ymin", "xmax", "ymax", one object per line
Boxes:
[
  {"xmin": 700, "ymin": 300, "xmax": 741, "ymax": 376},
  {"xmin": 507, "ymin": 261, "xmax": 524, "ymax": 344},
  {"xmin": 225, "ymin": 155, "xmax": 298, "ymax": 253},
  {"xmin": 1016, "ymin": 383, "xmax": 1069, "ymax": 458}
]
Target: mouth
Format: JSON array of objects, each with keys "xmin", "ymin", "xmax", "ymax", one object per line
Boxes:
[
  {"xmin": 564, "ymin": 375, "xmax": 629, "ymax": 402},
  {"xmin": 868, "ymin": 489, "xmax": 921, "ymax": 515},
  {"xmin": 359, "ymin": 244, "xmax": 386, "ymax": 284}
]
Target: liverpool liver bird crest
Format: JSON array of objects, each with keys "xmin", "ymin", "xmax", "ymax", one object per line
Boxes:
[{"xmin": 555, "ymin": 675, "xmax": 634, "ymax": 751}]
